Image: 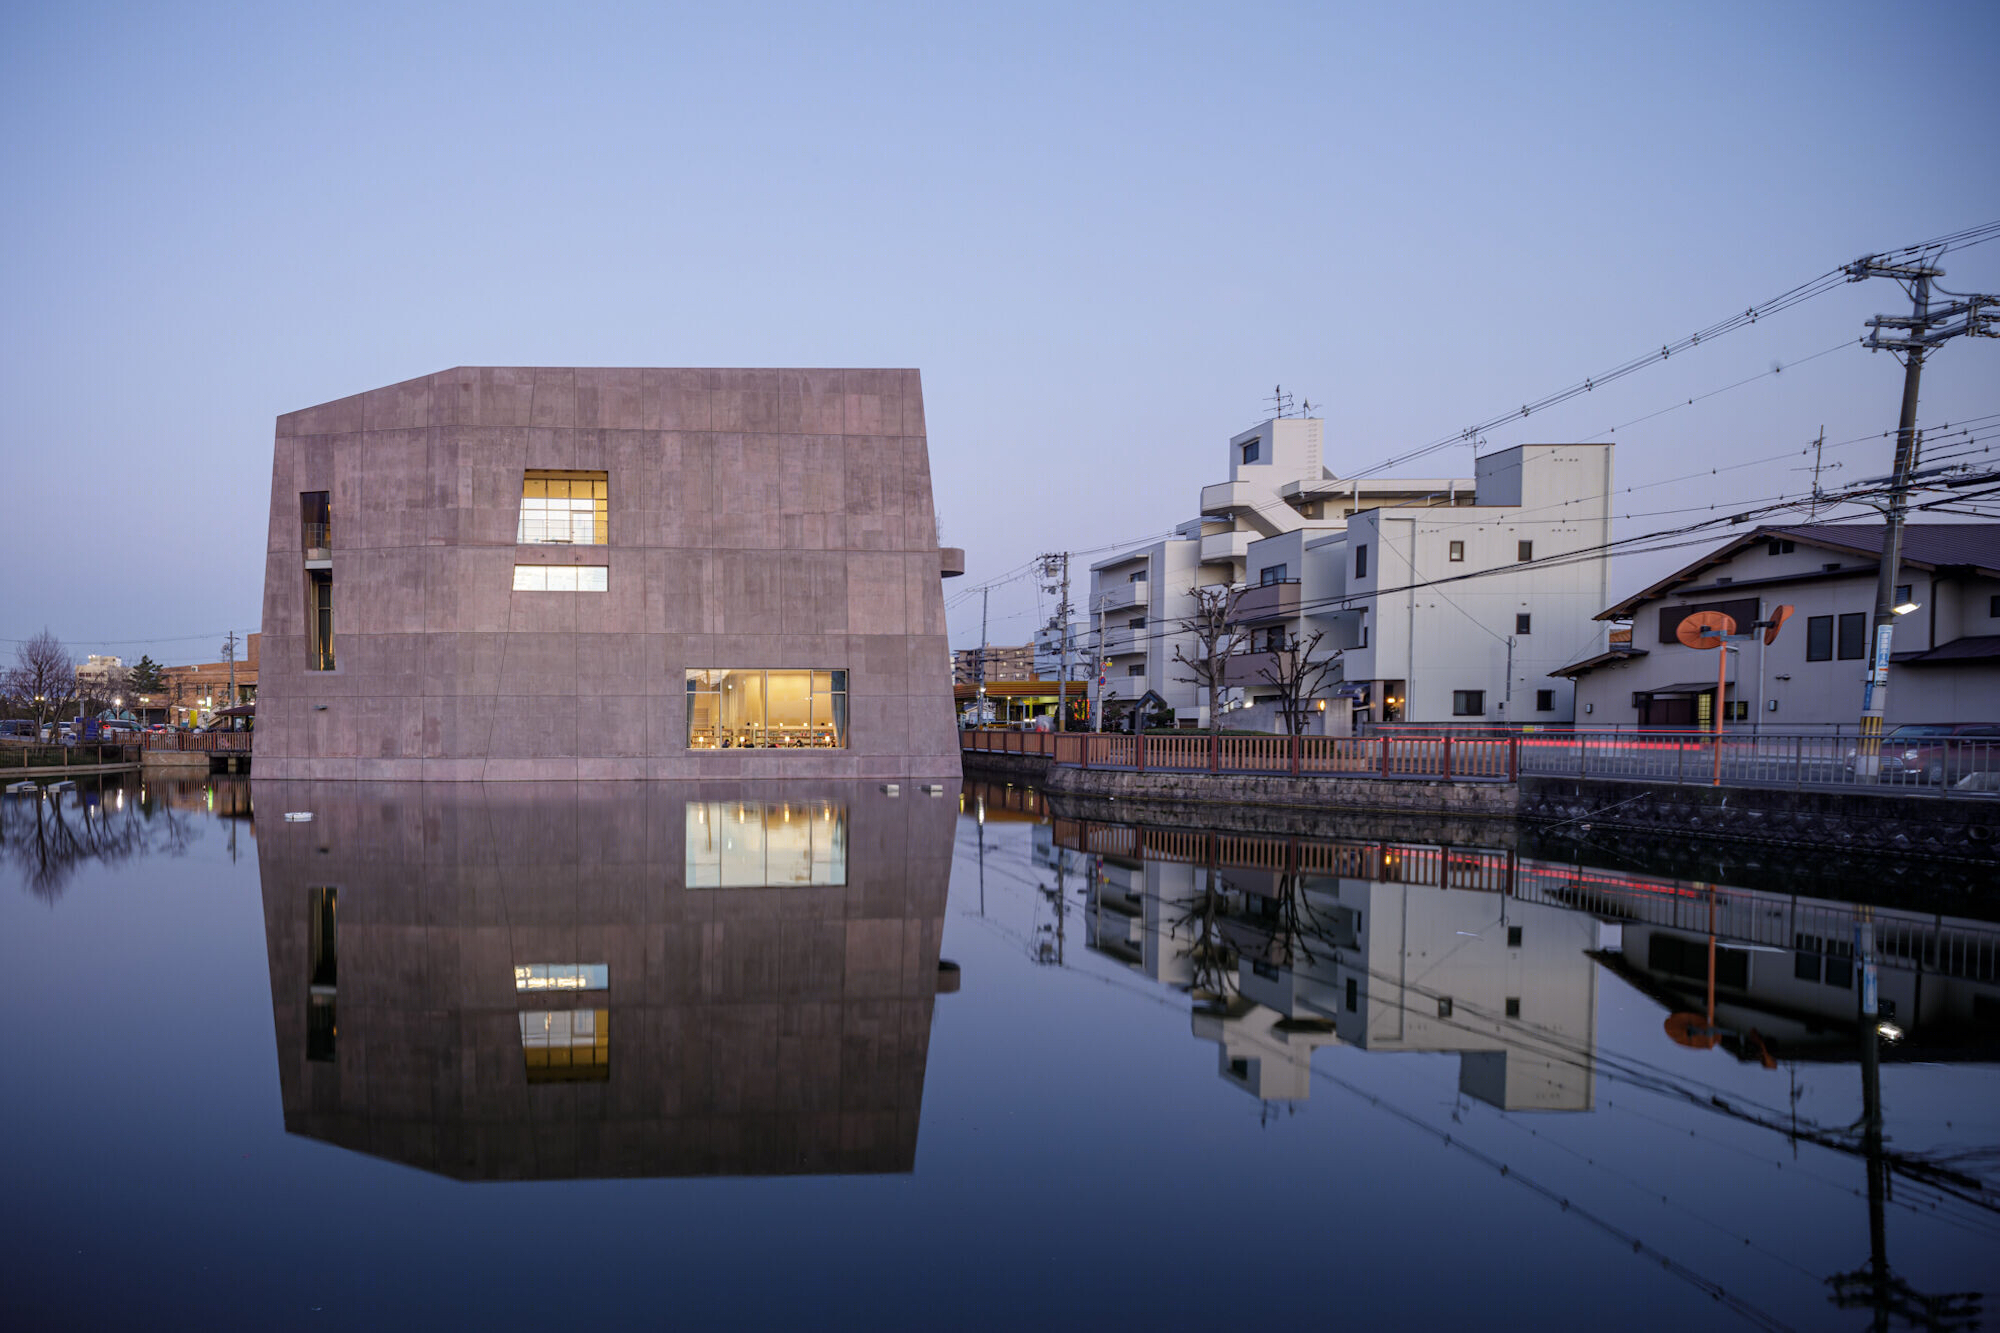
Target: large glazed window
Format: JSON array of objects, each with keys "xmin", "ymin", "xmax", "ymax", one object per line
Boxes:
[
  {"xmin": 519, "ymin": 1010, "xmax": 608, "ymax": 1083},
  {"xmin": 685, "ymin": 669, "xmax": 847, "ymax": 749},
  {"xmin": 685, "ymin": 800, "xmax": 848, "ymax": 887},
  {"xmin": 306, "ymin": 569, "xmax": 335, "ymax": 670},
  {"xmin": 300, "ymin": 491, "xmax": 330, "ymax": 559},
  {"xmin": 518, "ymin": 469, "xmax": 608, "ymax": 545},
  {"xmin": 512, "ymin": 565, "xmax": 608, "ymax": 591}
]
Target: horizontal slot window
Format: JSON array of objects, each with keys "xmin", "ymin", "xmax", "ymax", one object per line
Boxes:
[
  {"xmin": 514, "ymin": 964, "xmax": 608, "ymax": 992},
  {"xmin": 685, "ymin": 800, "xmax": 848, "ymax": 887},
  {"xmin": 513, "ymin": 565, "xmax": 608, "ymax": 592}
]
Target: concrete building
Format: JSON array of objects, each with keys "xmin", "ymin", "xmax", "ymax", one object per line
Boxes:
[
  {"xmin": 1087, "ymin": 414, "xmax": 1613, "ymax": 727},
  {"xmin": 254, "ymin": 368, "xmax": 961, "ymax": 780},
  {"xmin": 257, "ymin": 778, "xmax": 956, "ymax": 1179},
  {"xmin": 74, "ymin": 654, "xmax": 124, "ymax": 693},
  {"xmin": 1556, "ymin": 522, "xmax": 2000, "ymax": 730}
]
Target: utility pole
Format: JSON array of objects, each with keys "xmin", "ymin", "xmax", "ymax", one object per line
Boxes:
[
  {"xmin": 975, "ymin": 588, "xmax": 988, "ymax": 725},
  {"xmin": 1844, "ymin": 254, "xmax": 1998, "ymax": 775},
  {"xmin": 222, "ymin": 631, "xmax": 239, "ymax": 708},
  {"xmin": 1042, "ymin": 553, "xmax": 1073, "ymax": 732},
  {"xmin": 1091, "ymin": 593, "xmax": 1108, "ymax": 732}
]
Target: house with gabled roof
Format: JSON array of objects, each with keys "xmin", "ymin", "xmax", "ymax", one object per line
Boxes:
[{"xmin": 1553, "ymin": 522, "xmax": 2000, "ymax": 731}]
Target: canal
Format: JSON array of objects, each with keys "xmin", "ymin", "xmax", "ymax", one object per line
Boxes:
[{"xmin": 0, "ymin": 774, "xmax": 1992, "ymax": 1330}]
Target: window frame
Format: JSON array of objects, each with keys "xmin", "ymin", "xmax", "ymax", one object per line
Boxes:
[
  {"xmin": 517, "ymin": 469, "xmax": 609, "ymax": 546},
  {"xmin": 1806, "ymin": 614, "xmax": 1833, "ymax": 661},
  {"xmin": 1355, "ymin": 544, "xmax": 1368, "ymax": 579},
  {"xmin": 1448, "ymin": 540, "xmax": 1464, "ymax": 562},
  {"xmin": 1517, "ymin": 539, "xmax": 1534, "ymax": 563},
  {"xmin": 1836, "ymin": 611, "xmax": 1867, "ymax": 660},
  {"xmin": 684, "ymin": 669, "xmax": 849, "ymax": 750},
  {"xmin": 1452, "ymin": 689, "xmax": 1485, "ymax": 716}
]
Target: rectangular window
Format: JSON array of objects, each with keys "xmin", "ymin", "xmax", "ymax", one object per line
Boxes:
[
  {"xmin": 307, "ymin": 887, "xmax": 336, "ymax": 1063},
  {"xmin": 1452, "ymin": 690, "xmax": 1485, "ymax": 716},
  {"xmin": 1448, "ymin": 540, "xmax": 1464, "ymax": 562},
  {"xmin": 1128, "ymin": 617, "xmax": 1145, "ymax": 630},
  {"xmin": 1355, "ymin": 545, "xmax": 1368, "ymax": 578},
  {"xmin": 685, "ymin": 800, "xmax": 847, "ymax": 887},
  {"xmin": 1259, "ymin": 564, "xmax": 1288, "ymax": 585},
  {"xmin": 1836, "ymin": 611, "xmax": 1866, "ymax": 660},
  {"xmin": 1726, "ymin": 700, "xmax": 1749, "ymax": 721},
  {"xmin": 1515, "ymin": 613, "xmax": 1532, "ymax": 635},
  {"xmin": 1437, "ymin": 997, "xmax": 1454, "ymax": 1018},
  {"xmin": 1806, "ymin": 615, "xmax": 1833, "ymax": 661},
  {"xmin": 1130, "ymin": 570, "xmax": 1147, "ymax": 583},
  {"xmin": 1241, "ymin": 438, "xmax": 1261, "ymax": 464},
  {"xmin": 1344, "ymin": 977, "xmax": 1358, "ymax": 1011},
  {"xmin": 1536, "ymin": 689, "xmax": 1554, "ymax": 712},
  {"xmin": 519, "ymin": 1009, "xmax": 609, "ymax": 1083},
  {"xmin": 518, "ymin": 469, "xmax": 608, "ymax": 545},
  {"xmin": 513, "ymin": 565, "xmax": 609, "ymax": 592},
  {"xmin": 1507, "ymin": 925, "xmax": 1523, "ymax": 947},
  {"xmin": 685, "ymin": 669, "xmax": 847, "ymax": 749},
  {"xmin": 306, "ymin": 569, "xmax": 335, "ymax": 671},
  {"xmin": 1990, "ymin": 594, "xmax": 1999, "ymax": 618},
  {"xmin": 1894, "ymin": 584, "xmax": 1912, "ymax": 605},
  {"xmin": 1505, "ymin": 998, "xmax": 1521, "ymax": 1019},
  {"xmin": 1767, "ymin": 539, "xmax": 1795, "ymax": 555},
  {"xmin": 300, "ymin": 491, "xmax": 330, "ymax": 559},
  {"xmin": 1127, "ymin": 664, "xmax": 1145, "ymax": 676},
  {"xmin": 1518, "ymin": 540, "xmax": 1534, "ymax": 562}
]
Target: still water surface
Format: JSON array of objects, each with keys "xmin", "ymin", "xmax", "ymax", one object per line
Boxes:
[{"xmin": 1, "ymin": 775, "xmax": 1994, "ymax": 1330}]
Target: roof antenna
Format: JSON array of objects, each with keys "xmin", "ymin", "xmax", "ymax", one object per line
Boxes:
[{"xmin": 1266, "ymin": 384, "xmax": 1295, "ymax": 420}]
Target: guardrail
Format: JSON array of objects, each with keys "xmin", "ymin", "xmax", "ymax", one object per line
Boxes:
[
  {"xmin": 961, "ymin": 730, "xmax": 1057, "ymax": 757},
  {"xmin": 0, "ymin": 741, "xmax": 142, "ymax": 770},
  {"xmin": 963, "ymin": 730, "xmax": 1517, "ymax": 782},
  {"xmin": 140, "ymin": 730, "xmax": 252, "ymax": 754},
  {"xmin": 1510, "ymin": 729, "xmax": 1999, "ymax": 798}
]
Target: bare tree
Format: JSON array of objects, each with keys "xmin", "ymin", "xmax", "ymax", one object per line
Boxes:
[
  {"xmin": 4, "ymin": 630, "xmax": 78, "ymax": 729},
  {"xmin": 1252, "ymin": 629, "xmax": 1343, "ymax": 736},
  {"xmin": 1171, "ymin": 585, "xmax": 1247, "ymax": 734}
]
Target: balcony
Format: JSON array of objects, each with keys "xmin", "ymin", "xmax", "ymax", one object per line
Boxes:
[
  {"xmin": 1199, "ymin": 529, "xmax": 1252, "ymax": 565},
  {"xmin": 1233, "ymin": 579, "xmax": 1300, "ymax": 625},
  {"xmin": 1096, "ymin": 579, "xmax": 1150, "ymax": 612}
]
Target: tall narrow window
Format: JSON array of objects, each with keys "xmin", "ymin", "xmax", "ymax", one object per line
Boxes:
[
  {"xmin": 1518, "ymin": 540, "xmax": 1534, "ymax": 562},
  {"xmin": 306, "ymin": 569, "xmax": 334, "ymax": 671},
  {"xmin": 1448, "ymin": 540, "xmax": 1464, "ymax": 562},
  {"xmin": 518, "ymin": 469, "xmax": 608, "ymax": 545},
  {"xmin": 1355, "ymin": 544, "xmax": 1368, "ymax": 578},
  {"xmin": 1806, "ymin": 615, "xmax": 1833, "ymax": 661},
  {"xmin": 1516, "ymin": 613, "xmax": 1532, "ymax": 635},
  {"xmin": 307, "ymin": 887, "xmax": 337, "ymax": 1063},
  {"xmin": 1836, "ymin": 612, "xmax": 1867, "ymax": 660},
  {"xmin": 300, "ymin": 491, "xmax": 330, "ymax": 560}
]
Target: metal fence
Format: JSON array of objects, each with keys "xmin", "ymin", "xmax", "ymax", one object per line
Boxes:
[
  {"xmin": 962, "ymin": 730, "xmax": 1518, "ymax": 782},
  {"xmin": 1511, "ymin": 729, "xmax": 2000, "ymax": 798},
  {"xmin": 0, "ymin": 741, "xmax": 142, "ymax": 770}
]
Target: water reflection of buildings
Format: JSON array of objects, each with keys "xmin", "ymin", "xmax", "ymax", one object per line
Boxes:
[
  {"xmin": 258, "ymin": 780, "xmax": 957, "ymax": 1180},
  {"xmin": 1059, "ymin": 817, "xmax": 2000, "ymax": 1111}
]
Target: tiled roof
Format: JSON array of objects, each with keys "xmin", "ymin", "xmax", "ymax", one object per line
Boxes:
[{"xmin": 1889, "ymin": 634, "xmax": 2000, "ymax": 667}]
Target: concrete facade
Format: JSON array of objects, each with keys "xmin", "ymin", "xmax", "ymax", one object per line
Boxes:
[{"xmin": 255, "ymin": 368, "xmax": 960, "ymax": 780}]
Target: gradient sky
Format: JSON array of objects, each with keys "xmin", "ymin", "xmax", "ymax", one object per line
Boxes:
[{"xmin": 4, "ymin": 1, "xmax": 1997, "ymax": 665}]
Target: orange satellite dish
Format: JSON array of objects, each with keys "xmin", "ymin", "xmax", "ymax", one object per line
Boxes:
[
  {"xmin": 1764, "ymin": 604, "xmax": 1794, "ymax": 645},
  {"xmin": 1675, "ymin": 610, "xmax": 1736, "ymax": 650}
]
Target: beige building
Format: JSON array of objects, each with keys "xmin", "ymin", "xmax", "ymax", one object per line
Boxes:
[{"xmin": 952, "ymin": 643, "xmax": 1034, "ymax": 685}]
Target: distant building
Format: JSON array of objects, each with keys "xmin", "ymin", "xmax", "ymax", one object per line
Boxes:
[
  {"xmin": 254, "ymin": 367, "xmax": 961, "ymax": 779},
  {"xmin": 74, "ymin": 654, "xmax": 124, "ymax": 693},
  {"xmin": 1556, "ymin": 522, "xmax": 2000, "ymax": 730},
  {"xmin": 1088, "ymin": 414, "xmax": 1614, "ymax": 728},
  {"xmin": 952, "ymin": 643, "xmax": 1034, "ymax": 685},
  {"xmin": 160, "ymin": 635, "xmax": 259, "ymax": 727}
]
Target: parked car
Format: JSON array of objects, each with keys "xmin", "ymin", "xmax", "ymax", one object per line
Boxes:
[{"xmin": 1847, "ymin": 723, "xmax": 2000, "ymax": 784}]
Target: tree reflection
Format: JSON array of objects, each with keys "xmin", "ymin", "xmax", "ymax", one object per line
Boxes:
[{"xmin": 0, "ymin": 779, "xmax": 205, "ymax": 902}]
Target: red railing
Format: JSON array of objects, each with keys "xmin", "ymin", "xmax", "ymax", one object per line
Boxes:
[
  {"xmin": 965, "ymin": 730, "xmax": 1518, "ymax": 784},
  {"xmin": 140, "ymin": 730, "xmax": 253, "ymax": 754}
]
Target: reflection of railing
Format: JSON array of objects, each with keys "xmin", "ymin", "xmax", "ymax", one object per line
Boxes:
[
  {"xmin": 1508, "ymin": 730, "xmax": 2000, "ymax": 800},
  {"xmin": 0, "ymin": 741, "xmax": 143, "ymax": 769},
  {"xmin": 1051, "ymin": 817, "xmax": 1514, "ymax": 890}
]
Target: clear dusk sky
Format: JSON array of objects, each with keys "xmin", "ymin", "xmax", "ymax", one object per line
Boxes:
[{"xmin": 3, "ymin": 1, "xmax": 1998, "ymax": 664}]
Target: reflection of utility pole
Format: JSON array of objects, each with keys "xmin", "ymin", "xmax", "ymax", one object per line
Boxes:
[{"xmin": 975, "ymin": 588, "xmax": 988, "ymax": 725}]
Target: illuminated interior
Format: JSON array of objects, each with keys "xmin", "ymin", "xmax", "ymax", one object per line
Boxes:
[
  {"xmin": 517, "ymin": 469, "xmax": 608, "ymax": 545},
  {"xmin": 519, "ymin": 1009, "xmax": 609, "ymax": 1082},
  {"xmin": 514, "ymin": 963, "xmax": 608, "ymax": 992},
  {"xmin": 685, "ymin": 669, "xmax": 847, "ymax": 748}
]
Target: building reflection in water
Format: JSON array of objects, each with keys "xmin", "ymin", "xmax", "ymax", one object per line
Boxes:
[
  {"xmin": 256, "ymin": 780, "xmax": 957, "ymax": 1180},
  {"xmin": 1050, "ymin": 813, "xmax": 2000, "ymax": 1112}
]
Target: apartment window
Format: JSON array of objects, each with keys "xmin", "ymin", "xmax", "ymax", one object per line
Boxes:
[
  {"xmin": 1130, "ymin": 569, "xmax": 1147, "ymax": 583},
  {"xmin": 513, "ymin": 565, "xmax": 608, "ymax": 592},
  {"xmin": 1806, "ymin": 615, "xmax": 1833, "ymax": 661},
  {"xmin": 1894, "ymin": 584, "xmax": 1912, "ymax": 605},
  {"xmin": 1518, "ymin": 540, "xmax": 1534, "ymax": 562},
  {"xmin": 1515, "ymin": 613, "xmax": 1532, "ymax": 635},
  {"xmin": 300, "ymin": 491, "xmax": 330, "ymax": 559},
  {"xmin": 1259, "ymin": 627, "xmax": 1286, "ymax": 652},
  {"xmin": 1448, "ymin": 540, "xmax": 1464, "ymax": 562},
  {"xmin": 1344, "ymin": 977, "xmax": 1358, "ymax": 1011},
  {"xmin": 685, "ymin": 670, "xmax": 847, "ymax": 749},
  {"xmin": 1535, "ymin": 689, "xmax": 1554, "ymax": 712},
  {"xmin": 1767, "ymin": 539, "xmax": 1795, "ymax": 555},
  {"xmin": 1505, "ymin": 998, "xmax": 1521, "ymax": 1019},
  {"xmin": 1507, "ymin": 925, "xmax": 1523, "ymax": 947},
  {"xmin": 686, "ymin": 800, "xmax": 847, "ymax": 887},
  {"xmin": 1260, "ymin": 564, "xmax": 1288, "ymax": 585},
  {"xmin": 1355, "ymin": 544, "xmax": 1368, "ymax": 578},
  {"xmin": 1452, "ymin": 690, "xmax": 1485, "ymax": 716},
  {"xmin": 520, "ymin": 1009, "xmax": 608, "ymax": 1083},
  {"xmin": 1128, "ymin": 616, "xmax": 1145, "ymax": 629},
  {"xmin": 518, "ymin": 469, "xmax": 608, "ymax": 545},
  {"xmin": 1127, "ymin": 664, "xmax": 1145, "ymax": 677},
  {"xmin": 1436, "ymin": 997, "xmax": 1454, "ymax": 1019},
  {"xmin": 306, "ymin": 569, "xmax": 335, "ymax": 671},
  {"xmin": 1241, "ymin": 438, "xmax": 1261, "ymax": 464},
  {"xmin": 1836, "ymin": 611, "xmax": 1867, "ymax": 660}
]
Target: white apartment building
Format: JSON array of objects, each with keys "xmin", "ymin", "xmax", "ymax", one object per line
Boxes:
[{"xmin": 1088, "ymin": 414, "xmax": 1614, "ymax": 727}]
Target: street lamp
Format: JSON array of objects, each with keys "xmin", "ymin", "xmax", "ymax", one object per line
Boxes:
[{"xmin": 1892, "ymin": 599, "xmax": 1921, "ymax": 617}]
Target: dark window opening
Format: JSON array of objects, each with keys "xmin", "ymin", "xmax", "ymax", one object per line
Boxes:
[
  {"xmin": 306, "ymin": 569, "xmax": 335, "ymax": 671},
  {"xmin": 1128, "ymin": 617, "xmax": 1144, "ymax": 629},
  {"xmin": 1517, "ymin": 540, "xmax": 1534, "ymax": 562},
  {"xmin": 1452, "ymin": 690, "xmax": 1484, "ymax": 716},
  {"xmin": 1535, "ymin": 689, "xmax": 1554, "ymax": 712},
  {"xmin": 1836, "ymin": 612, "xmax": 1866, "ymax": 660},
  {"xmin": 1436, "ymin": 997, "xmax": 1454, "ymax": 1019},
  {"xmin": 1260, "ymin": 564, "xmax": 1288, "ymax": 585},
  {"xmin": 1505, "ymin": 998, "xmax": 1521, "ymax": 1019},
  {"xmin": 1767, "ymin": 539, "xmax": 1795, "ymax": 555},
  {"xmin": 1507, "ymin": 925, "xmax": 1523, "ymax": 947},
  {"xmin": 1515, "ymin": 613, "xmax": 1532, "ymax": 635},
  {"xmin": 1806, "ymin": 615, "xmax": 1833, "ymax": 661},
  {"xmin": 300, "ymin": 491, "xmax": 330, "ymax": 558},
  {"xmin": 1894, "ymin": 584, "xmax": 1912, "ymax": 604},
  {"xmin": 1241, "ymin": 439, "xmax": 1261, "ymax": 465},
  {"xmin": 307, "ymin": 887, "xmax": 337, "ymax": 1063},
  {"xmin": 1355, "ymin": 544, "xmax": 1369, "ymax": 578},
  {"xmin": 1345, "ymin": 977, "xmax": 1358, "ymax": 1011}
]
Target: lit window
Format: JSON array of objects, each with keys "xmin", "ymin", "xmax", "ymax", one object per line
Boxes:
[
  {"xmin": 685, "ymin": 800, "xmax": 848, "ymax": 887},
  {"xmin": 513, "ymin": 565, "xmax": 609, "ymax": 592},
  {"xmin": 514, "ymin": 964, "xmax": 608, "ymax": 992},
  {"xmin": 519, "ymin": 1009, "xmax": 608, "ymax": 1082},
  {"xmin": 518, "ymin": 469, "xmax": 608, "ymax": 545},
  {"xmin": 685, "ymin": 669, "xmax": 846, "ymax": 748}
]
